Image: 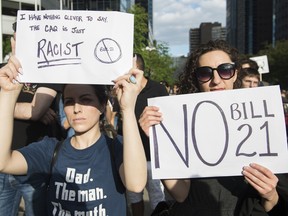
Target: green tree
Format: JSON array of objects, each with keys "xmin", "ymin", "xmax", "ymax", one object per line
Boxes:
[
  {"xmin": 145, "ymin": 41, "xmax": 175, "ymax": 84},
  {"xmin": 128, "ymin": 4, "xmax": 148, "ymax": 53},
  {"xmin": 129, "ymin": 4, "xmax": 175, "ymax": 84},
  {"xmin": 259, "ymin": 40, "xmax": 288, "ymax": 89},
  {"xmin": 2, "ymin": 35, "xmax": 12, "ymax": 61}
]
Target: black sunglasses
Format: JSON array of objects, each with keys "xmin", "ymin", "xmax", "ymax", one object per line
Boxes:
[{"xmin": 195, "ymin": 63, "xmax": 236, "ymax": 83}]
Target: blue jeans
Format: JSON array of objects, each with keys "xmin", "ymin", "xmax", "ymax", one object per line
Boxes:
[{"xmin": 0, "ymin": 173, "xmax": 48, "ymax": 216}]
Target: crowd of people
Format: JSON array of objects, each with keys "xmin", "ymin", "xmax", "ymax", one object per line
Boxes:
[{"xmin": 0, "ymin": 20, "xmax": 287, "ymax": 216}]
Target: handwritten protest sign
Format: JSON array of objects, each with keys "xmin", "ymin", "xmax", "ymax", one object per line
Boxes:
[
  {"xmin": 250, "ymin": 55, "xmax": 269, "ymax": 74},
  {"xmin": 148, "ymin": 86, "xmax": 288, "ymax": 179},
  {"xmin": 15, "ymin": 10, "xmax": 134, "ymax": 84}
]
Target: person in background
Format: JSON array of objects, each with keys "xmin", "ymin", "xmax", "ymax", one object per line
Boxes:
[
  {"xmin": 107, "ymin": 86, "xmax": 121, "ymax": 130},
  {"xmin": 171, "ymin": 83, "xmax": 179, "ymax": 95},
  {"xmin": 238, "ymin": 67, "xmax": 260, "ymax": 88},
  {"xmin": 0, "ymin": 50, "xmax": 147, "ymax": 215},
  {"xmin": 237, "ymin": 58, "xmax": 261, "ymax": 88},
  {"xmin": 160, "ymin": 80, "xmax": 171, "ymax": 94},
  {"xmin": 126, "ymin": 53, "xmax": 168, "ymax": 216},
  {"xmin": 239, "ymin": 58, "xmax": 259, "ymax": 70},
  {"xmin": 138, "ymin": 40, "xmax": 288, "ymax": 215},
  {"xmin": 0, "ymin": 23, "xmax": 63, "ymax": 216}
]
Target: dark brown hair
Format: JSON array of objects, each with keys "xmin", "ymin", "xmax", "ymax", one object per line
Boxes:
[{"xmin": 178, "ymin": 40, "xmax": 240, "ymax": 94}]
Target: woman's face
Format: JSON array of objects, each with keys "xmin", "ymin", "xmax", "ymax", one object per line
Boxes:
[
  {"xmin": 197, "ymin": 50, "xmax": 237, "ymax": 92},
  {"xmin": 63, "ymin": 84, "xmax": 102, "ymax": 134}
]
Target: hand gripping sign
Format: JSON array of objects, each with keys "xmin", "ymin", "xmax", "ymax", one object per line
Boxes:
[
  {"xmin": 148, "ymin": 86, "xmax": 288, "ymax": 179},
  {"xmin": 15, "ymin": 10, "xmax": 134, "ymax": 84}
]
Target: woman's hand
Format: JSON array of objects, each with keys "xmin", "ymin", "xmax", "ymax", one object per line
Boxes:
[
  {"xmin": 113, "ymin": 57, "xmax": 143, "ymax": 112},
  {"xmin": 0, "ymin": 37, "xmax": 23, "ymax": 91},
  {"xmin": 242, "ymin": 163, "xmax": 279, "ymax": 211},
  {"xmin": 40, "ymin": 108, "xmax": 57, "ymax": 125},
  {"xmin": 139, "ymin": 106, "xmax": 163, "ymax": 137}
]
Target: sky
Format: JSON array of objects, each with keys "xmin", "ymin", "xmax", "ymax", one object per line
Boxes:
[{"xmin": 153, "ymin": 0, "xmax": 226, "ymax": 57}]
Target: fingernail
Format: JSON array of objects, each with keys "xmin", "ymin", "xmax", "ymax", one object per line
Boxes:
[{"xmin": 16, "ymin": 75, "xmax": 21, "ymax": 82}]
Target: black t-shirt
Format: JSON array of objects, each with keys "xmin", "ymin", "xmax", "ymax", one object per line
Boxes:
[
  {"xmin": 12, "ymin": 83, "xmax": 63, "ymax": 150},
  {"xmin": 169, "ymin": 175, "xmax": 288, "ymax": 216},
  {"xmin": 135, "ymin": 79, "xmax": 169, "ymax": 161}
]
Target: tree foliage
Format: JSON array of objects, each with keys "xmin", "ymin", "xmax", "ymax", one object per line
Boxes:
[
  {"xmin": 2, "ymin": 35, "xmax": 12, "ymax": 61},
  {"xmin": 128, "ymin": 4, "xmax": 148, "ymax": 54},
  {"xmin": 129, "ymin": 4, "xmax": 176, "ymax": 85},
  {"xmin": 259, "ymin": 40, "xmax": 288, "ymax": 89}
]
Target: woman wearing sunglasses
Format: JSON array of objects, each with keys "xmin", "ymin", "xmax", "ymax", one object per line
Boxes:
[{"xmin": 140, "ymin": 40, "xmax": 288, "ymax": 215}]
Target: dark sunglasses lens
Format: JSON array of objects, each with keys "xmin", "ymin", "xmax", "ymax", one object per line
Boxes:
[
  {"xmin": 196, "ymin": 67, "xmax": 212, "ymax": 82},
  {"xmin": 218, "ymin": 64, "xmax": 235, "ymax": 79}
]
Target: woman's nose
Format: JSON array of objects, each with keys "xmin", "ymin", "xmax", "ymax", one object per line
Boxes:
[
  {"xmin": 73, "ymin": 103, "xmax": 82, "ymax": 113},
  {"xmin": 211, "ymin": 70, "xmax": 222, "ymax": 84}
]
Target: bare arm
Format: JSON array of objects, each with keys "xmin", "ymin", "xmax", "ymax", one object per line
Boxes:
[
  {"xmin": 113, "ymin": 66, "xmax": 147, "ymax": 193},
  {"xmin": 14, "ymin": 86, "xmax": 57, "ymax": 121},
  {"xmin": 162, "ymin": 179, "xmax": 190, "ymax": 202},
  {"xmin": 139, "ymin": 105, "xmax": 191, "ymax": 201},
  {"xmin": 0, "ymin": 51, "xmax": 28, "ymax": 175}
]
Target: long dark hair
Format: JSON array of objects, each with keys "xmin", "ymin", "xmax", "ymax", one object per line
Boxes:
[{"xmin": 178, "ymin": 40, "xmax": 241, "ymax": 94}]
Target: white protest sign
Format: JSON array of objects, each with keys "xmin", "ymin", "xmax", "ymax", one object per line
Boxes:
[
  {"xmin": 15, "ymin": 10, "xmax": 134, "ymax": 84},
  {"xmin": 148, "ymin": 86, "xmax": 288, "ymax": 179},
  {"xmin": 250, "ymin": 55, "xmax": 269, "ymax": 74}
]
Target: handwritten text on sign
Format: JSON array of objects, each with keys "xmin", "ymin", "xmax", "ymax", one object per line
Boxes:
[
  {"xmin": 16, "ymin": 10, "xmax": 134, "ymax": 84},
  {"xmin": 148, "ymin": 86, "xmax": 288, "ymax": 179}
]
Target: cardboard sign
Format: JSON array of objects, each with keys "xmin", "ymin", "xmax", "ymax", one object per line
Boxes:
[
  {"xmin": 15, "ymin": 10, "xmax": 134, "ymax": 84},
  {"xmin": 148, "ymin": 86, "xmax": 288, "ymax": 179},
  {"xmin": 250, "ymin": 55, "xmax": 269, "ymax": 74}
]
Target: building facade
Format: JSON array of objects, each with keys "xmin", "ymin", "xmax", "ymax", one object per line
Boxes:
[
  {"xmin": 275, "ymin": 0, "xmax": 288, "ymax": 41},
  {"xmin": 226, "ymin": 0, "xmax": 274, "ymax": 54},
  {"xmin": 72, "ymin": 0, "xmax": 132, "ymax": 12},
  {"xmin": 189, "ymin": 22, "xmax": 226, "ymax": 54}
]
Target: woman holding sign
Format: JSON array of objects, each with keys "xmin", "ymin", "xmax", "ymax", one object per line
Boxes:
[
  {"xmin": 0, "ymin": 51, "xmax": 147, "ymax": 215},
  {"xmin": 140, "ymin": 40, "xmax": 288, "ymax": 215}
]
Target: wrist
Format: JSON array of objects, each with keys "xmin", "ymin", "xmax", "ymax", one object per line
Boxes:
[
  {"xmin": 262, "ymin": 193, "xmax": 279, "ymax": 212},
  {"xmin": 121, "ymin": 108, "xmax": 135, "ymax": 117}
]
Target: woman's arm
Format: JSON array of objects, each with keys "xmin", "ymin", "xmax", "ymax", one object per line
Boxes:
[
  {"xmin": 14, "ymin": 87, "xmax": 57, "ymax": 121},
  {"xmin": 139, "ymin": 105, "xmax": 191, "ymax": 202},
  {"xmin": 113, "ymin": 64, "xmax": 147, "ymax": 193},
  {"xmin": 162, "ymin": 179, "xmax": 190, "ymax": 202},
  {"xmin": 0, "ymin": 49, "xmax": 28, "ymax": 174}
]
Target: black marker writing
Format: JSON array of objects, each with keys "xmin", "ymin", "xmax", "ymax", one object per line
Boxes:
[
  {"xmin": 37, "ymin": 39, "xmax": 83, "ymax": 68},
  {"xmin": 20, "ymin": 14, "xmax": 25, "ymax": 20},
  {"xmin": 64, "ymin": 15, "xmax": 83, "ymax": 22},
  {"xmin": 29, "ymin": 14, "xmax": 41, "ymax": 20}
]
